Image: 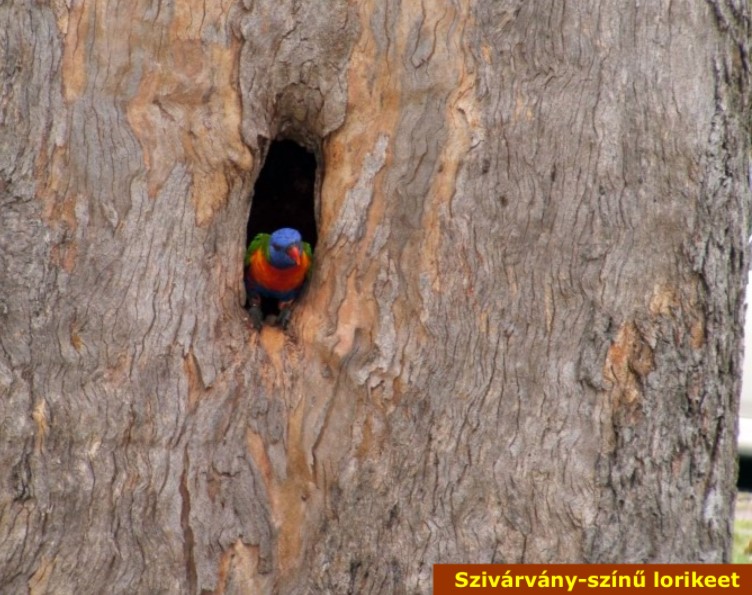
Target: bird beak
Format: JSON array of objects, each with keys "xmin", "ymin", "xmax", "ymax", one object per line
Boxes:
[{"xmin": 288, "ymin": 245, "xmax": 301, "ymax": 266}]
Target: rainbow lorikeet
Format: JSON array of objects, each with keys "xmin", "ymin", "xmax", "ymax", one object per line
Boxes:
[{"xmin": 244, "ymin": 227, "xmax": 313, "ymax": 329}]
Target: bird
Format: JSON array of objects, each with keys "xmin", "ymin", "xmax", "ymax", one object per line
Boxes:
[{"xmin": 244, "ymin": 227, "xmax": 313, "ymax": 329}]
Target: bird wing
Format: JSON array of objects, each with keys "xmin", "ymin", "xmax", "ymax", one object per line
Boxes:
[
  {"xmin": 245, "ymin": 233, "xmax": 270, "ymax": 266},
  {"xmin": 303, "ymin": 241, "xmax": 313, "ymax": 279}
]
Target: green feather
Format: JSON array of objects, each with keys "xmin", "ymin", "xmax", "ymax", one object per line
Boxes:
[
  {"xmin": 245, "ymin": 233, "xmax": 270, "ymax": 265},
  {"xmin": 303, "ymin": 241, "xmax": 313, "ymax": 279}
]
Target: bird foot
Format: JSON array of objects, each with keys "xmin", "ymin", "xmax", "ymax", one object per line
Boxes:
[
  {"xmin": 246, "ymin": 303, "xmax": 264, "ymax": 330},
  {"xmin": 277, "ymin": 307, "xmax": 293, "ymax": 330}
]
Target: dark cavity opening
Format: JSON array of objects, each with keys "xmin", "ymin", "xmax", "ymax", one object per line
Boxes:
[{"xmin": 245, "ymin": 139, "xmax": 318, "ymax": 314}]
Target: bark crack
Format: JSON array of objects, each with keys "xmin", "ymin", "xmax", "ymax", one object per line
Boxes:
[{"xmin": 180, "ymin": 451, "xmax": 197, "ymax": 593}]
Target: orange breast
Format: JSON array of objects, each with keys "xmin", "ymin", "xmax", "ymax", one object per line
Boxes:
[{"xmin": 249, "ymin": 249, "xmax": 310, "ymax": 293}]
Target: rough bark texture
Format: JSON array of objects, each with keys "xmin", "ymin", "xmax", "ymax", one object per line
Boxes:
[{"xmin": 1, "ymin": 0, "xmax": 749, "ymax": 593}]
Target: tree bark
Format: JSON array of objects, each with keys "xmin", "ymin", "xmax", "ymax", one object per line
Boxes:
[{"xmin": 1, "ymin": 0, "xmax": 749, "ymax": 593}]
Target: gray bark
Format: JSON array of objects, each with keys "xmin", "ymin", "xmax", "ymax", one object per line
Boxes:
[{"xmin": 1, "ymin": 0, "xmax": 749, "ymax": 593}]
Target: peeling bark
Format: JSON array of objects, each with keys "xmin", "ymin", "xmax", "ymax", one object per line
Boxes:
[{"xmin": 1, "ymin": 0, "xmax": 750, "ymax": 593}]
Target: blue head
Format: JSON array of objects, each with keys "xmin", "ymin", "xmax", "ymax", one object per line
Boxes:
[{"xmin": 268, "ymin": 228, "xmax": 303, "ymax": 269}]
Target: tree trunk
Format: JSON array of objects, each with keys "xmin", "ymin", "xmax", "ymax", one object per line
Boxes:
[{"xmin": 1, "ymin": 0, "xmax": 749, "ymax": 593}]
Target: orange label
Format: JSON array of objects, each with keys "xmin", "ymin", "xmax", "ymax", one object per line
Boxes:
[{"xmin": 433, "ymin": 564, "xmax": 751, "ymax": 594}]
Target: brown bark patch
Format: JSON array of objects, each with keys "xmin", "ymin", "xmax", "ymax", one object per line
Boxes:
[
  {"xmin": 183, "ymin": 350, "xmax": 207, "ymax": 412},
  {"xmin": 649, "ymin": 281, "xmax": 706, "ymax": 349},
  {"xmin": 332, "ymin": 271, "xmax": 376, "ymax": 360},
  {"xmin": 38, "ymin": 146, "xmax": 78, "ymax": 271},
  {"xmin": 49, "ymin": 241, "xmax": 78, "ymax": 273},
  {"xmin": 247, "ymin": 411, "xmax": 315, "ymax": 575},
  {"xmin": 683, "ymin": 282, "xmax": 707, "ymax": 350},
  {"xmin": 604, "ymin": 322, "xmax": 654, "ymax": 408},
  {"xmin": 126, "ymin": 31, "xmax": 251, "ymax": 220},
  {"xmin": 49, "ymin": 0, "xmax": 70, "ymax": 35},
  {"xmin": 69, "ymin": 318, "xmax": 83, "ymax": 352},
  {"xmin": 420, "ymin": 2, "xmax": 478, "ymax": 289},
  {"xmin": 318, "ymin": 0, "xmax": 401, "ymax": 241},
  {"xmin": 258, "ymin": 328, "xmax": 287, "ymax": 374},
  {"xmin": 214, "ymin": 542, "xmax": 271, "ymax": 595},
  {"xmin": 60, "ymin": 0, "xmax": 89, "ymax": 101},
  {"xmin": 273, "ymin": 399, "xmax": 316, "ymax": 573},
  {"xmin": 649, "ymin": 283, "xmax": 680, "ymax": 317},
  {"xmin": 27, "ymin": 556, "xmax": 55, "ymax": 595},
  {"xmin": 689, "ymin": 316, "xmax": 705, "ymax": 350},
  {"xmin": 32, "ymin": 400, "xmax": 49, "ymax": 453},
  {"xmin": 247, "ymin": 430, "xmax": 274, "ymax": 489}
]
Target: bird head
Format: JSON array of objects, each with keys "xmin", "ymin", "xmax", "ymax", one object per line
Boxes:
[{"xmin": 268, "ymin": 228, "xmax": 303, "ymax": 268}]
